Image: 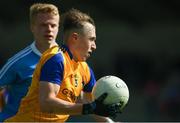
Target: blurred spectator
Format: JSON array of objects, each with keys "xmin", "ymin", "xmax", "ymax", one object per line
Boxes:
[
  {"xmin": 115, "ymin": 53, "xmax": 155, "ymax": 90},
  {"xmin": 159, "ymin": 69, "xmax": 180, "ymax": 121},
  {"xmin": 143, "ymin": 80, "xmax": 160, "ymax": 121}
]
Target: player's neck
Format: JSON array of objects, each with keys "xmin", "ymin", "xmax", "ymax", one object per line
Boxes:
[{"xmin": 35, "ymin": 41, "xmax": 58, "ymax": 53}]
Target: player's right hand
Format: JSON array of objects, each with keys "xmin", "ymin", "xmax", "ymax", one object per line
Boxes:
[{"xmin": 82, "ymin": 93, "xmax": 122, "ymax": 118}]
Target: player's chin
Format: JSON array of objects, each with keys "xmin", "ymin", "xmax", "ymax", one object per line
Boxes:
[
  {"xmin": 78, "ymin": 54, "xmax": 90, "ymax": 61},
  {"xmin": 44, "ymin": 36, "xmax": 54, "ymax": 41},
  {"xmin": 85, "ymin": 54, "xmax": 91, "ymax": 60},
  {"xmin": 79, "ymin": 56, "xmax": 88, "ymax": 62},
  {"xmin": 80, "ymin": 58, "xmax": 87, "ymax": 62}
]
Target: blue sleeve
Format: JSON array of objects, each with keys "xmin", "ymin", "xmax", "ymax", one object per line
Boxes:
[
  {"xmin": 83, "ymin": 67, "xmax": 96, "ymax": 92},
  {"xmin": 40, "ymin": 53, "xmax": 64, "ymax": 85},
  {"xmin": 0, "ymin": 61, "xmax": 17, "ymax": 86}
]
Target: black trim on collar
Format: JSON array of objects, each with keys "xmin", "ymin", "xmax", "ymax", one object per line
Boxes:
[{"xmin": 60, "ymin": 44, "xmax": 73, "ymax": 59}]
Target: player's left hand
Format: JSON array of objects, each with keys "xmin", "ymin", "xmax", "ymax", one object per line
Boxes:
[
  {"xmin": 82, "ymin": 93, "xmax": 122, "ymax": 118},
  {"xmin": 107, "ymin": 102, "xmax": 122, "ymax": 119}
]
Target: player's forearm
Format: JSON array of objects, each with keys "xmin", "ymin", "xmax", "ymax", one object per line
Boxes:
[{"xmin": 40, "ymin": 96, "xmax": 83, "ymax": 115}]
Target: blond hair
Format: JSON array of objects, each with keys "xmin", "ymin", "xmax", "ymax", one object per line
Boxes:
[{"xmin": 30, "ymin": 3, "xmax": 59, "ymax": 25}]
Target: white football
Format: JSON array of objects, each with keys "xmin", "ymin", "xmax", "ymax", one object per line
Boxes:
[{"xmin": 92, "ymin": 75, "xmax": 129, "ymax": 111}]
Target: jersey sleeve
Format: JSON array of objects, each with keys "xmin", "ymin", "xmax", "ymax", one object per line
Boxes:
[
  {"xmin": 0, "ymin": 61, "xmax": 17, "ymax": 86},
  {"xmin": 83, "ymin": 67, "xmax": 96, "ymax": 92},
  {"xmin": 40, "ymin": 53, "xmax": 64, "ymax": 85}
]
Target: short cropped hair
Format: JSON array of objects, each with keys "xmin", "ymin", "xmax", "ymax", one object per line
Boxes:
[
  {"xmin": 30, "ymin": 3, "xmax": 59, "ymax": 25},
  {"xmin": 62, "ymin": 8, "xmax": 95, "ymax": 34}
]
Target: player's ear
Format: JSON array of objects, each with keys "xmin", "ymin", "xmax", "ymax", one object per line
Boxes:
[{"xmin": 71, "ymin": 32, "xmax": 78, "ymax": 41}]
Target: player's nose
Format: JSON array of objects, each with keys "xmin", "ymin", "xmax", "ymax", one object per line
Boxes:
[
  {"xmin": 47, "ymin": 25, "xmax": 53, "ymax": 32},
  {"xmin": 91, "ymin": 41, "xmax": 96, "ymax": 50}
]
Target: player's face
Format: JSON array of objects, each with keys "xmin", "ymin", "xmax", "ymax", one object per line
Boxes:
[
  {"xmin": 31, "ymin": 12, "xmax": 59, "ymax": 44},
  {"xmin": 73, "ymin": 22, "xmax": 96, "ymax": 61}
]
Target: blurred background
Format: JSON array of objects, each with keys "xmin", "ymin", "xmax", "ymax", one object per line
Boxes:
[{"xmin": 0, "ymin": 0, "xmax": 180, "ymax": 122}]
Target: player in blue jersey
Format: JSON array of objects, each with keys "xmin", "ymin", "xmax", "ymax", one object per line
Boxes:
[{"xmin": 0, "ymin": 3, "xmax": 60, "ymax": 121}]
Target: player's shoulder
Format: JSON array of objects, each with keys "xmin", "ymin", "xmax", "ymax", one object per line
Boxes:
[
  {"xmin": 3, "ymin": 45, "xmax": 33, "ymax": 68},
  {"xmin": 40, "ymin": 45, "xmax": 64, "ymax": 64},
  {"xmin": 8, "ymin": 45, "xmax": 32, "ymax": 62},
  {"xmin": 42, "ymin": 45, "xmax": 60, "ymax": 57}
]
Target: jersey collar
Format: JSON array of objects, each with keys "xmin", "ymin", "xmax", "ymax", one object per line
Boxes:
[
  {"xmin": 61, "ymin": 44, "xmax": 73, "ymax": 59},
  {"xmin": 30, "ymin": 42, "xmax": 42, "ymax": 56}
]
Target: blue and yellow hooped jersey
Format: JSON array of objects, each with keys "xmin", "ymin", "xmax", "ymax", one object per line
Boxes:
[{"xmin": 6, "ymin": 45, "xmax": 96, "ymax": 122}]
